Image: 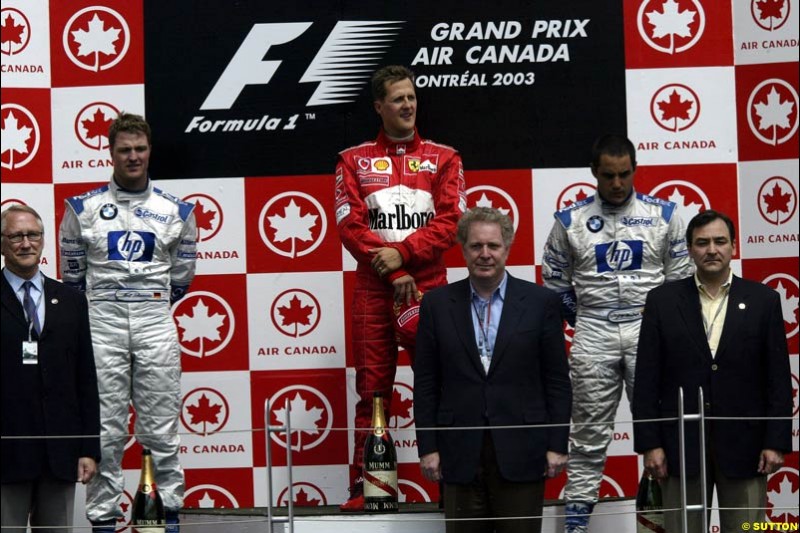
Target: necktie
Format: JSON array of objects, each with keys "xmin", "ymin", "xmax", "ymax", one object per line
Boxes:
[{"xmin": 22, "ymin": 281, "xmax": 41, "ymax": 336}]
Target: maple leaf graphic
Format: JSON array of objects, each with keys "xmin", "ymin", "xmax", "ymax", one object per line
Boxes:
[
  {"xmin": 1, "ymin": 111, "xmax": 33, "ymax": 168},
  {"xmin": 657, "ymin": 90, "xmax": 694, "ymax": 132},
  {"xmin": 186, "ymin": 393, "xmax": 223, "ymax": 435},
  {"xmin": 767, "ymin": 474, "xmax": 799, "ymax": 522},
  {"xmin": 70, "ymin": 13, "xmax": 121, "ymax": 72},
  {"xmin": 474, "ymin": 192, "xmax": 510, "ymax": 215},
  {"xmin": 646, "ymin": 0, "xmax": 696, "ymax": 54},
  {"xmin": 268, "ymin": 199, "xmax": 318, "ymax": 258},
  {"xmin": 774, "ymin": 281, "xmax": 799, "ymax": 325},
  {"xmin": 81, "ymin": 108, "xmax": 114, "ymax": 150},
  {"xmin": 198, "ymin": 491, "xmax": 216, "ymax": 508},
  {"xmin": 754, "ymin": 87, "xmax": 796, "ymax": 145},
  {"xmin": 757, "ymin": 0, "xmax": 785, "ymax": 29},
  {"xmin": 117, "ymin": 501, "xmax": 129, "ymax": 523},
  {"xmin": 194, "ymin": 201, "xmax": 217, "ymax": 233},
  {"xmin": 1, "ymin": 12, "xmax": 25, "ymax": 53},
  {"xmin": 273, "ymin": 392, "xmax": 324, "ymax": 451},
  {"xmin": 564, "ymin": 188, "xmax": 589, "ymax": 208},
  {"xmin": 277, "ymin": 295, "xmax": 315, "ymax": 337},
  {"xmin": 294, "ymin": 488, "xmax": 322, "ymax": 507},
  {"xmin": 176, "ymin": 299, "xmax": 226, "ymax": 357},
  {"xmin": 762, "ymin": 182, "xmax": 792, "ymax": 217},
  {"xmin": 390, "ymin": 387, "xmax": 413, "ymax": 428},
  {"xmin": 666, "ymin": 187, "xmax": 702, "ymax": 221}
]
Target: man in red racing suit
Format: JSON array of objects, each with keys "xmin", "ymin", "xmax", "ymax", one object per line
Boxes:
[{"xmin": 335, "ymin": 65, "xmax": 466, "ymax": 511}]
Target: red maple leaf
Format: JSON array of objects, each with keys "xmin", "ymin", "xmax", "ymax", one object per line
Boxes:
[
  {"xmin": 757, "ymin": 0, "xmax": 784, "ymax": 20},
  {"xmin": 294, "ymin": 488, "xmax": 322, "ymax": 507},
  {"xmin": 194, "ymin": 201, "xmax": 217, "ymax": 232},
  {"xmin": 657, "ymin": 90, "xmax": 693, "ymax": 126},
  {"xmin": 392, "ymin": 387, "xmax": 413, "ymax": 421},
  {"xmin": 117, "ymin": 501, "xmax": 129, "ymax": 522},
  {"xmin": 762, "ymin": 183, "xmax": 792, "ymax": 214},
  {"xmin": 562, "ymin": 188, "xmax": 589, "ymax": 208},
  {"xmin": 1, "ymin": 13, "xmax": 25, "ymax": 46},
  {"xmin": 186, "ymin": 394, "xmax": 223, "ymax": 434},
  {"xmin": 278, "ymin": 295, "xmax": 314, "ymax": 336},
  {"xmin": 81, "ymin": 108, "xmax": 113, "ymax": 147}
]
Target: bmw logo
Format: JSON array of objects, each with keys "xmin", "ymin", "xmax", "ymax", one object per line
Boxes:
[
  {"xmin": 587, "ymin": 215, "xmax": 604, "ymax": 233},
  {"xmin": 100, "ymin": 204, "xmax": 118, "ymax": 220}
]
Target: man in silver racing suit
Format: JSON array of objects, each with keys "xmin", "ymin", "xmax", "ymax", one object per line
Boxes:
[
  {"xmin": 59, "ymin": 113, "xmax": 196, "ymax": 532},
  {"xmin": 542, "ymin": 134, "xmax": 692, "ymax": 533}
]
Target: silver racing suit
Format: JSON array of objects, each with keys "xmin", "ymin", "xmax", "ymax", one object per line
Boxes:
[
  {"xmin": 542, "ymin": 190, "xmax": 692, "ymax": 506},
  {"xmin": 60, "ymin": 178, "xmax": 196, "ymax": 521}
]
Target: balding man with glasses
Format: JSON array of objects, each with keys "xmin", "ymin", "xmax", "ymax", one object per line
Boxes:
[{"xmin": 1, "ymin": 205, "xmax": 100, "ymax": 533}]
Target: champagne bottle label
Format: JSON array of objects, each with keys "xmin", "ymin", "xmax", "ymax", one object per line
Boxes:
[{"xmin": 364, "ymin": 469, "xmax": 398, "ymax": 498}]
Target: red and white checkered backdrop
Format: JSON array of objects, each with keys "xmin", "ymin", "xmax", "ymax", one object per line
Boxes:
[{"xmin": 1, "ymin": 0, "xmax": 798, "ymax": 524}]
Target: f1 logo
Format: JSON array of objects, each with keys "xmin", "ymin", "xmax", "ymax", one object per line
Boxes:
[
  {"xmin": 595, "ymin": 240, "xmax": 644, "ymax": 272},
  {"xmin": 201, "ymin": 23, "xmax": 311, "ymax": 110},
  {"xmin": 108, "ymin": 231, "xmax": 156, "ymax": 262},
  {"xmin": 200, "ymin": 21, "xmax": 403, "ymax": 110}
]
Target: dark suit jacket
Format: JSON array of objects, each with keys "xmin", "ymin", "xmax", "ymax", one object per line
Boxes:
[
  {"xmin": 413, "ymin": 274, "xmax": 572, "ymax": 484},
  {"xmin": 633, "ymin": 275, "xmax": 792, "ymax": 478},
  {"xmin": 1, "ymin": 271, "xmax": 101, "ymax": 483}
]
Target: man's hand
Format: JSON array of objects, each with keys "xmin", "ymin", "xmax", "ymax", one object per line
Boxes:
[
  {"xmin": 643, "ymin": 447, "xmax": 668, "ymax": 480},
  {"xmin": 392, "ymin": 275, "xmax": 418, "ymax": 305},
  {"xmin": 369, "ymin": 247, "xmax": 403, "ymax": 276},
  {"xmin": 758, "ymin": 449, "xmax": 784, "ymax": 475},
  {"xmin": 77, "ymin": 457, "xmax": 97, "ymax": 484},
  {"xmin": 544, "ymin": 451, "xmax": 568, "ymax": 478},
  {"xmin": 420, "ymin": 452, "xmax": 442, "ymax": 482}
]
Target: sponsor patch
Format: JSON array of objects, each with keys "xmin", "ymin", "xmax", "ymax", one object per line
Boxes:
[
  {"xmin": 418, "ymin": 156, "xmax": 438, "ymax": 172},
  {"xmin": 134, "ymin": 207, "xmax": 174, "ymax": 224},
  {"xmin": 335, "ymin": 203, "xmax": 351, "ymax": 224},
  {"xmin": 595, "ymin": 240, "xmax": 644, "ymax": 272},
  {"xmin": 100, "ymin": 204, "xmax": 118, "ymax": 220},
  {"xmin": 359, "ymin": 175, "xmax": 390, "ymax": 186},
  {"xmin": 621, "ymin": 216, "xmax": 657, "ymax": 227},
  {"xmin": 405, "ymin": 157, "xmax": 421, "ymax": 174},
  {"xmin": 107, "ymin": 231, "xmax": 156, "ymax": 262},
  {"xmin": 587, "ymin": 215, "xmax": 604, "ymax": 232}
]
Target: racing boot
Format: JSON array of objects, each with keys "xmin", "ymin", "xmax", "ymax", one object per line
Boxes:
[{"xmin": 564, "ymin": 501, "xmax": 594, "ymax": 533}]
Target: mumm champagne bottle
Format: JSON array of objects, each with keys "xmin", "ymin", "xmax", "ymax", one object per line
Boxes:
[
  {"xmin": 636, "ymin": 472, "xmax": 665, "ymax": 532},
  {"xmin": 363, "ymin": 392, "xmax": 399, "ymax": 512},
  {"xmin": 132, "ymin": 448, "xmax": 165, "ymax": 532}
]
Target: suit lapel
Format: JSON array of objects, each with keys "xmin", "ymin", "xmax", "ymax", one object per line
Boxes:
[
  {"xmin": 449, "ymin": 279, "xmax": 486, "ymax": 377},
  {"xmin": 714, "ymin": 276, "xmax": 745, "ymax": 361},
  {"xmin": 676, "ymin": 277, "xmax": 713, "ymax": 362},
  {"xmin": 1, "ymin": 271, "xmax": 28, "ymax": 329}
]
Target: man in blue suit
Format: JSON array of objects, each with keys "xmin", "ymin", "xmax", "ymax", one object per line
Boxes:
[
  {"xmin": 633, "ymin": 209, "xmax": 792, "ymax": 532},
  {"xmin": 1, "ymin": 205, "xmax": 100, "ymax": 531},
  {"xmin": 414, "ymin": 207, "xmax": 572, "ymax": 533}
]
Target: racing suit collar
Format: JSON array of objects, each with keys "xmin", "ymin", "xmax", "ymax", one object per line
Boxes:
[
  {"xmin": 598, "ymin": 188, "xmax": 635, "ymax": 212},
  {"xmin": 377, "ymin": 127, "xmax": 421, "ymax": 156},
  {"xmin": 110, "ymin": 175, "xmax": 152, "ymax": 200}
]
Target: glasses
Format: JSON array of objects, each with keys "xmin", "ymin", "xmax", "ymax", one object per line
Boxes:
[{"xmin": 3, "ymin": 232, "xmax": 44, "ymax": 243}]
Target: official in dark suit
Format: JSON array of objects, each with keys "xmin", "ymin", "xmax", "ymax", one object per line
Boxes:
[
  {"xmin": 632, "ymin": 210, "xmax": 792, "ymax": 532},
  {"xmin": 1, "ymin": 205, "xmax": 101, "ymax": 532},
  {"xmin": 414, "ymin": 207, "xmax": 572, "ymax": 533}
]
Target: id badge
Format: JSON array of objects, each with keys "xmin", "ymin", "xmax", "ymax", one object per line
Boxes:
[{"xmin": 22, "ymin": 341, "xmax": 38, "ymax": 365}]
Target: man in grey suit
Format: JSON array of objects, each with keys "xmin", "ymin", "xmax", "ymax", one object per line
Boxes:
[
  {"xmin": 414, "ymin": 207, "xmax": 572, "ymax": 533},
  {"xmin": 1, "ymin": 205, "xmax": 100, "ymax": 532},
  {"xmin": 633, "ymin": 209, "xmax": 792, "ymax": 532}
]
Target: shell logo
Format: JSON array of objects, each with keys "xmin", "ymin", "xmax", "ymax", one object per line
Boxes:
[{"xmin": 374, "ymin": 159, "xmax": 390, "ymax": 171}]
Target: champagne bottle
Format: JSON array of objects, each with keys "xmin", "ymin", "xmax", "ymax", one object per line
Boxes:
[
  {"xmin": 363, "ymin": 392, "xmax": 399, "ymax": 512},
  {"xmin": 636, "ymin": 472, "xmax": 665, "ymax": 533},
  {"xmin": 132, "ymin": 448, "xmax": 165, "ymax": 532}
]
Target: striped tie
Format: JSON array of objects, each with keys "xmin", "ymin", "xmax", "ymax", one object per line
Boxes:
[{"xmin": 22, "ymin": 281, "xmax": 41, "ymax": 336}]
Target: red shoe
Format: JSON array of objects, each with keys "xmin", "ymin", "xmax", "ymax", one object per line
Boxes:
[{"xmin": 339, "ymin": 481, "xmax": 364, "ymax": 512}]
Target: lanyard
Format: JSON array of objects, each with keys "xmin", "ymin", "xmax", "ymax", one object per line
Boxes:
[
  {"xmin": 472, "ymin": 298, "xmax": 492, "ymax": 358},
  {"xmin": 702, "ymin": 291, "xmax": 729, "ymax": 341}
]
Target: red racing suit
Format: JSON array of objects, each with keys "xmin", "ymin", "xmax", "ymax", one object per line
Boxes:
[{"xmin": 335, "ymin": 128, "xmax": 466, "ymax": 474}]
